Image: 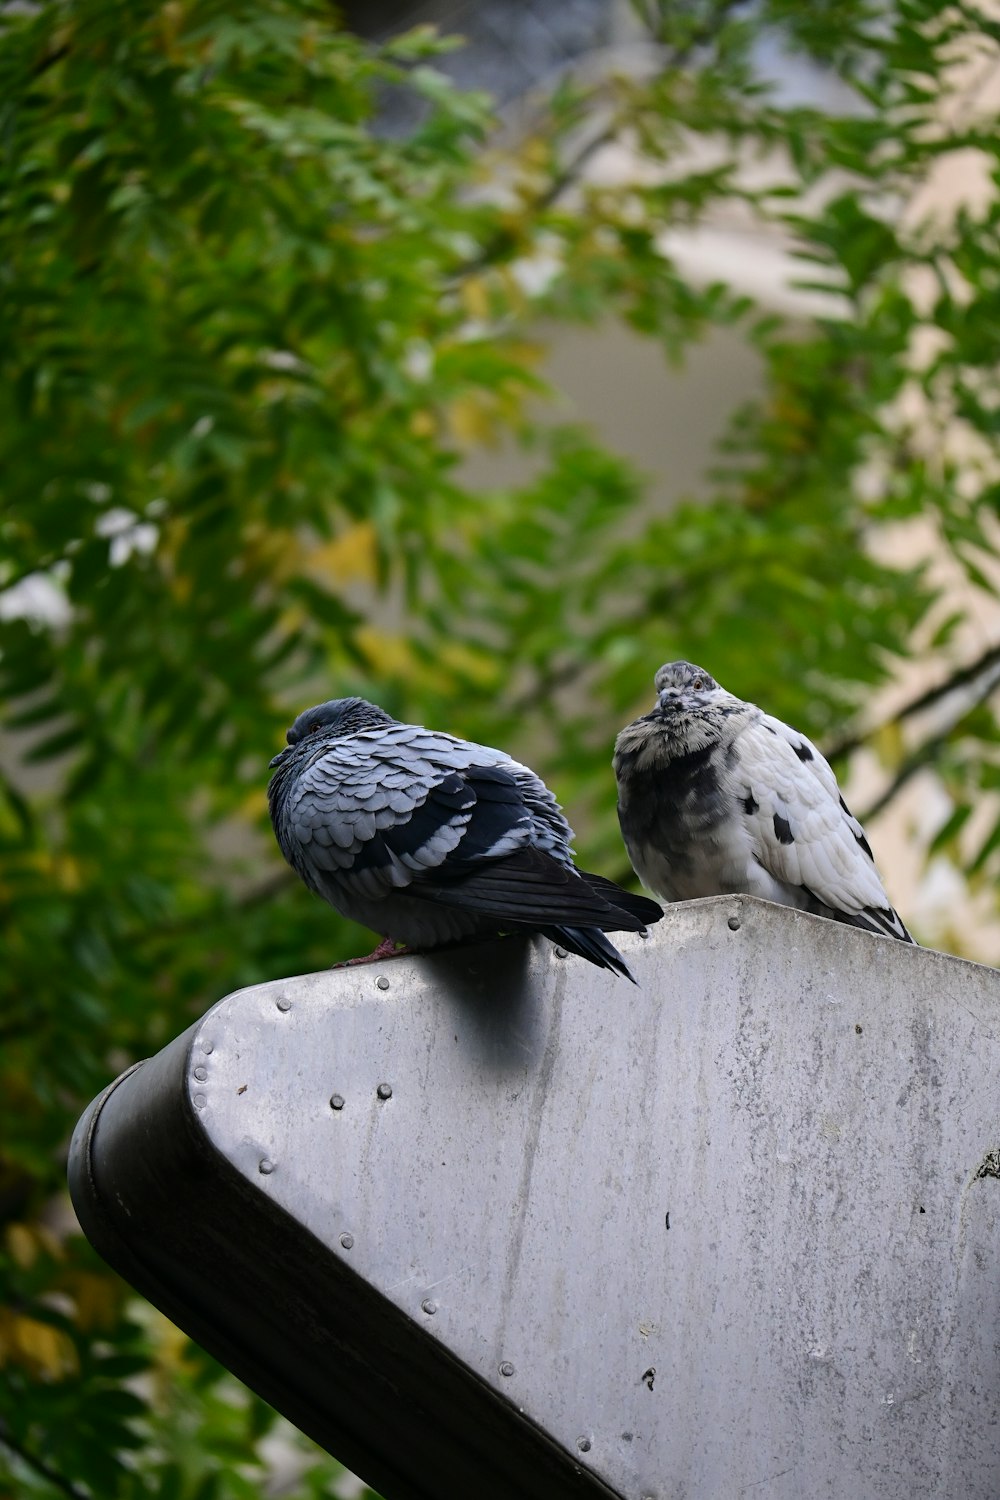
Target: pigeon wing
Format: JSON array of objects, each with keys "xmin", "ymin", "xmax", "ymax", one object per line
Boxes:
[
  {"xmin": 381, "ymin": 754, "xmax": 649, "ymax": 930},
  {"xmin": 283, "ymin": 723, "xmax": 650, "ymax": 931},
  {"xmin": 733, "ymin": 717, "xmax": 912, "ymax": 939},
  {"xmin": 280, "ymin": 725, "xmax": 507, "ymax": 899}
]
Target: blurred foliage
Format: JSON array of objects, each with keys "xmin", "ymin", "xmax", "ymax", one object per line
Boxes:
[{"xmin": 2, "ymin": 0, "xmax": 1000, "ymax": 1493}]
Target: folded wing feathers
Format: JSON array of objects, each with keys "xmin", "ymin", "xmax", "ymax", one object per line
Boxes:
[
  {"xmin": 738, "ymin": 719, "xmax": 913, "ymax": 939},
  {"xmin": 408, "ymin": 844, "xmax": 654, "ymax": 931},
  {"xmin": 272, "ymin": 719, "xmax": 658, "ymax": 949}
]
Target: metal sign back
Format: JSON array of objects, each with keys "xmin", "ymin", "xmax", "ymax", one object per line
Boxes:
[{"xmin": 70, "ymin": 896, "xmax": 1000, "ymax": 1499}]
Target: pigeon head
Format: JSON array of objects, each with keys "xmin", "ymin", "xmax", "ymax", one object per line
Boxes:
[
  {"xmin": 654, "ymin": 661, "xmax": 723, "ymax": 712},
  {"xmin": 270, "ymin": 697, "xmax": 395, "ymax": 767},
  {"xmin": 284, "ymin": 696, "xmax": 395, "ymax": 746}
]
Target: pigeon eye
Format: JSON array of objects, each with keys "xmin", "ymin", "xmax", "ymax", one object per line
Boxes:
[{"xmin": 691, "ymin": 678, "xmax": 705, "ymax": 690}]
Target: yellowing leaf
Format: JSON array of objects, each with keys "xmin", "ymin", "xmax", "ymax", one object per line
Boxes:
[
  {"xmin": 498, "ymin": 264, "xmax": 529, "ymax": 317},
  {"xmin": 277, "ymin": 603, "xmax": 306, "ymax": 635},
  {"xmin": 356, "ymin": 626, "xmax": 416, "ymax": 675},
  {"xmin": 447, "ymin": 394, "xmax": 499, "ymax": 447},
  {"xmin": 5, "ymin": 1223, "xmax": 38, "ymax": 1268},
  {"xmin": 64, "ymin": 1269, "xmax": 123, "ymax": 1331},
  {"xmin": 0, "ymin": 1312, "xmax": 78, "ymax": 1378},
  {"xmin": 460, "ymin": 276, "xmax": 490, "ymax": 321},
  {"xmin": 504, "ymin": 339, "xmax": 544, "ymax": 371},
  {"xmin": 409, "ymin": 409, "xmax": 437, "ymax": 438},
  {"xmin": 158, "ymin": 1, "xmax": 185, "ymax": 52},
  {"xmin": 519, "ymin": 137, "xmax": 550, "ymax": 171},
  {"xmin": 307, "ymin": 523, "xmax": 378, "ymax": 585},
  {"xmin": 242, "ymin": 523, "xmax": 304, "ymax": 582},
  {"xmin": 872, "ymin": 720, "xmax": 905, "ymax": 768},
  {"xmin": 148, "ymin": 1308, "xmax": 194, "ymax": 1374},
  {"xmin": 436, "ymin": 640, "xmax": 498, "ymax": 686}
]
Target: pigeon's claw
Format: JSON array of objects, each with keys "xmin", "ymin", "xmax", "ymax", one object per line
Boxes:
[{"xmin": 333, "ymin": 935, "xmax": 411, "ymax": 969}]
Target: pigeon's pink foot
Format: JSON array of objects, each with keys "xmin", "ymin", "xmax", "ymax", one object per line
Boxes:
[{"xmin": 332, "ymin": 936, "xmax": 412, "ymax": 969}]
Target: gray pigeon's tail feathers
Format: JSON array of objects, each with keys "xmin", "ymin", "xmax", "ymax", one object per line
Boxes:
[
  {"xmin": 538, "ymin": 924, "xmax": 639, "ymax": 984},
  {"xmin": 411, "ymin": 845, "xmax": 656, "ymax": 933},
  {"xmin": 406, "ymin": 848, "xmax": 658, "ymax": 979},
  {"xmin": 580, "ymin": 871, "xmax": 663, "ymax": 928}
]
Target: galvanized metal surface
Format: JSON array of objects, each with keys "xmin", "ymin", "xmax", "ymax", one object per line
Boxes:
[{"xmin": 70, "ymin": 897, "xmax": 1000, "ymax": 1499}]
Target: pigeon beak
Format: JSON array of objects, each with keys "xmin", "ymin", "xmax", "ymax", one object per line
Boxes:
[{"xmin": 269, "ymin": 747, "xmax": 290, "ymax": 769}]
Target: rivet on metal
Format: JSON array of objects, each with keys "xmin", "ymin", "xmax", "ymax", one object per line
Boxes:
[
  {"xmin": 421, "ymin": 1299, "xmax": 437, "ymax": 1316},
  {"xmin": 193, "ymin": 1066, "xmax": 207, "ymax": 1081},
  {"xmin": 258, "ymin": 1159, "xmax": 275, "ymax": 1175},
  {"xmin": 578, "ymin": 1438, "xmax": 592, "ymax": 1453},
  {"xmin": 330, "ymin": 1094, "xmax": 345, "ymax": 1111},
  {"xmin": 276, "ymin": 996, "xmax": 292, "ymax": 1012},
  {"xmin": 553, "ymin": 946, "xmax": 568, "ymax": 959},
  {"xmin": 193, "ymin": 1093, "xmax": 207, "ymax": 1109},
  {"xmin": 376, "ymin": 975, "xmax": 390, "ymax": 991},
  {"xmin": 201, "ymin": 1042, "xmax": 213, "ymax": 1055},
  {"xmin": 499, "ymin": 1361, "xmax": 515, "ymax": 1378},
  {"xmin": 377, "ymin": 1083, "xmax": 393, "ymax": 1100},
  {"xmin": 727, "ymin": 915, "xmax": 741, "ymax": 931},
  {"xmin": 340, "ymin": 1233, "xmax": 354, "ymax": 1250}
]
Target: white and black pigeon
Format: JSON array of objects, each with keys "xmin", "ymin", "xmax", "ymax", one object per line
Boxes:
[
  {"xmin": 613, "ymin": 661, "xmax": 914, "ymax": 942},
  {"xmin": 269, "ymin": 696, "xmax": 663, "ymax": 980}
]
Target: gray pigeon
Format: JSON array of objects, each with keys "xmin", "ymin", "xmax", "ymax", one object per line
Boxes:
[
  {"xmin": 613, "ymin": 661, "xmax": 914, "ymax": 942},
  {"xmin": 269, "ymin": 696, "xmax": 663, "ymax": 979}
]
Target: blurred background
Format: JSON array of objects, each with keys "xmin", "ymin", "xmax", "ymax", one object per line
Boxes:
[{"xmin": 3, "ymin": 0, "xmax": 1000, "ymax": 1494}]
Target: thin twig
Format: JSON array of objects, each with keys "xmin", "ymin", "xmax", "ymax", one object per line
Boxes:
[
  {"xmin": 31, "ymin": 44, "xmax": 70, "ymax": 80},
  {"xmin": 856, "ymin": 661, "xmax": 1000, "ymax": 823},
  {"xmin": 445, "ymin": 124, "xmax": 619, "ymax": 288},
  {"xmin": 826, "ymin": 639, "xmax": 1000, "ymax": 762},
  {"xmin": 448, "ymin": 0, "xmax": 745, "ymax": 285},
  {"xmin": 0, "ymin": 1427, "xmax": 91, "ymax": 1500}
]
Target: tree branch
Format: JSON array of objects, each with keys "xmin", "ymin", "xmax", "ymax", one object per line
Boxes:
[
  {"xmin": 448, "ymin": 0, "xmax": 745, "ymax": 285},
  {"xmin": 444, "ymin": 124, "xmax": 619, "ymax": 288},
  {"xmin": 856, "ymin": 658, "xmax": 1000, "ymax": 823},
  {"xmin": 0, "ymin": 1425, "xmax": 92, "ymax": 1500},
  {"xmin": 31, "ymin": 43, "xmax": 70, "ymax": 80},
  {"xmin": 825, "ymin": 639, "xmax": 1000, "ymax": 763}
]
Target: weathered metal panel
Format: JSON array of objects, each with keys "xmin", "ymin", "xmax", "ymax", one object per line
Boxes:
[{"xmin": 69, "ymin": 896, "xmax": 1000, "ymax": 1499}]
